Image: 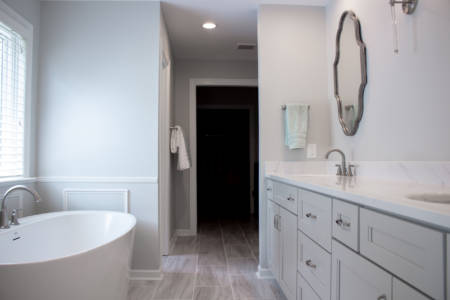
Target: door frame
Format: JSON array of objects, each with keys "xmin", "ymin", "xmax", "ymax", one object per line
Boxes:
[{"xmin": 188, "ymin": 78, "xmax": 258, "ymax": 235}]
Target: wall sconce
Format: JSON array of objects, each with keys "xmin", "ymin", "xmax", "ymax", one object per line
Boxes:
[{"xmin": 389, "ymin": 0, "xmax": 418, "ymax": 54}]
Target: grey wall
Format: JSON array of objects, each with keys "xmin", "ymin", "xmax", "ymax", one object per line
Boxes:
[
  {"xmin": 327, "ymin": 0, "xmax": 450, "ymax": 160},
  {"xmin": 173, "ymin": 59, "xmax": 258, "ymax": 230},
  {"xmin": 37, "ymin": 1, "xmax": 161, "ymax": 271},
  {"xmin": 257, "ymin": 4, "xmax": 329, "ymax": 268}
]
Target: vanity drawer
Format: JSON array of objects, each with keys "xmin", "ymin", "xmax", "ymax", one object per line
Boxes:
[
  {"xmin": 393, "ymin": 278, "xmax": 430, "ymax": 300},
  {"xmin": 274, "ymin": 182, "xmax": 298, "ymax": 215},
  {"xmin": 298, "ymin": 273, "xmax": 321, "ymax": 300},
  {"xmin": 299, "ymin": 190, "xmax": 332, "ymax": 251},
  {"xmin": 360, "ymin": 208, "xmax": 445, "ymax": 300},
  {"xmin": 266, "ymin": 179, "xmax": 274, "ymax": 200},
  {"xmin": 298, "ymin": 231, "xmax": 331, "ymax": 300},
  {"xmin": 332, "ymin": 199, "xmax": 359, "ymax": 251}
]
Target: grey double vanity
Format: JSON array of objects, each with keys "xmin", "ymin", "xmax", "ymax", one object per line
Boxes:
[{"xmin": 265, "ymin": 164, "xmax": 449, "ymax": 300}]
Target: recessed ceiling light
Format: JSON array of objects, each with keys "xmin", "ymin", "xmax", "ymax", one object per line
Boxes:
[{"xmin": 202, "ymin": 22, "xmax": 216, "ymax": 30}]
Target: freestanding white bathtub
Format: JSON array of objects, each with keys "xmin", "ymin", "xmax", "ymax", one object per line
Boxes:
[{"xmin": 0, "ymin": 211, "xmax": 136, "ymax": 300}]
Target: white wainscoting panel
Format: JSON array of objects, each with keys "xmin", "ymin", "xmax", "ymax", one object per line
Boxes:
[{"xmin": 63, "ymin": 189, "xmax": 129, "ymax": 212}]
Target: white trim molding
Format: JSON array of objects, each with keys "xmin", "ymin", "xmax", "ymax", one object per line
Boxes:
[
  {"xmin": 256, "ymin": 265, "xmax": 274, "ymax": 279},
  {"xmin": 175, "ymin": 229, "xmax": 196, "ymax": 237},
  {"xmin": 188, "ymin": 78, "xmax": 258, "ymax": 235},
  {"xmin": 37, "ymin": 176, "xmax": 158, "ymax": 184},
  {"xmin": 62, "ymin": 188, "xmax": 129, "ymax": 212},
  {"xmin": 129, "ymin": 269, "xmax": 163, "ymax": 281}
]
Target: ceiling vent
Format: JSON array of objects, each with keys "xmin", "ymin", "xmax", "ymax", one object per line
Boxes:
[{"xmin": 237, "ymin": 43, "xmax": 257, "ymax": 50}]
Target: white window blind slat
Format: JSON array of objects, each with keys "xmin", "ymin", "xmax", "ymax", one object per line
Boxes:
[{"xmin": 0, "ymin": 21, "xmax": 26, "ymax": 178}]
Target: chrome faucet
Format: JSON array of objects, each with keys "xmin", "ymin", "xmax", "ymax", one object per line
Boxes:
[
  {"xmin": 0, "ymin": 185, "xmax": 41, "ymax": 229},
  {"xmin": 325, "ymin": 149, "xmax": 354, "ymax": 176}
]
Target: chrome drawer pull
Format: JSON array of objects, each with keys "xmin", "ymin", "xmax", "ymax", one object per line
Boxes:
[
  {"xmin": 305, "ymin": 259, "xmax": 316, "ymax": 269},
  {"xmin": 335, "ymin": 218, "xmax": 351, "ymax": 228},
  {"xmin": 377, "ymin": 295, "xmax": 386, "ymax": 300},
  {"xmin": 266, "ymin": 187, "xmax": 272, "ymax": 191},
  {"xmin": 287, "ymin": 196, "xmax": 295, "ymax": 201},
  {"xmin": 305, "ymin": 213, "xmax": 317, "ymax": 219}
]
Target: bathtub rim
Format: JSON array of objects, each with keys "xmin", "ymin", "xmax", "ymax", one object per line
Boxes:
[{"xmin": 0, "ymin": 210, "xmax": 136, "ymax": 267}]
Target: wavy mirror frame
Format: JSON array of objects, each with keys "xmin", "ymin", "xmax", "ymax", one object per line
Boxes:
[{"xmin": 333, "ymin": 10, "xmax": 367, "ymax": 136}]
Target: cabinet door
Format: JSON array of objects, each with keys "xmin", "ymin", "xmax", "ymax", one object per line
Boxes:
[
  {"xmin": 298, "ymin": 273, "xmax": 321, "ymax": 300},
  {"xmin": 393, "ymin": 278, "xmax": 430, "ymax": 300},
  {"xmin": 331, "ymin": 240, "xmax": 392, "ymax": 300},
  {"xmin": 360, "ymin": 208, "xmax": 444, "ymax": 300},
  {"xmin": 280, "ymin": 207, "xmax": 298, "ymax": 300},
  {"xmin": 267, "ymin": 200, "xmax": 280, "ymax": 281}
]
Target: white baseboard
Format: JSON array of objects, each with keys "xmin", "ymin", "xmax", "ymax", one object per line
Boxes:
[
  {"xmin": 256, "ymin": 265, "xmax": 274, "ymax": 279},
  {"xmin": 129, "ymin": 269, "xmax": 163, "ymax": 281},
  {"xmin": 176, "ymin": 229, "xmax": 196, "ymax": 236}
]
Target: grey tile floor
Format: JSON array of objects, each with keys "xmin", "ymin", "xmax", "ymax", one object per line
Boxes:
[{"xmin": 128, "ymin": 218, "xmax": 287, "ymax": 300}]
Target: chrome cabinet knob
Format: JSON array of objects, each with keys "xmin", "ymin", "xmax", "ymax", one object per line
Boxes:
[
  {"xmin": 305, "ymin": 259, "xmax": 316, "ymax": 269},
  {"xmin": 335, "ymin": 218, "xmax": 350, "ymax": 229},
  {"xmin": 266, "ymin": 187, "xmax": 272, "ymax": 191},
  {"xmin": 377, "ymin": 295, "xmax": 387, "ymax": 300},
  {"xmin": 287, "ymin": 196, "xmax": 295, "ymax": 201},
  {"xmin": 305, "ymin": 213, "xmax": 317, "ymax": 219}
]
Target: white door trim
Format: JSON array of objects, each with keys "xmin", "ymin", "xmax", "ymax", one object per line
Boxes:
[{"xmin": 188, "ymin": 78, "xmax": 258, "ymax": 235}]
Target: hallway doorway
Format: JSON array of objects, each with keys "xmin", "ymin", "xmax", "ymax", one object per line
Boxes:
[{"xmin": 196, "ymin": 86, "xmax": 259, "ymax": 224}]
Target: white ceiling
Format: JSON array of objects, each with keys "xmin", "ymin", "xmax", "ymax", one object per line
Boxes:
[
  {"xmin": 41, "ymin": 0, "xmax": 328, "ymax": 61},
  {"xmin": 161, "ymin": 0, "xmax": 328, "ymax": 61}
]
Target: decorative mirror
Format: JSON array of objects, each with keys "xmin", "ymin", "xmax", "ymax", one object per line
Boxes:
[{"xmin": 333, "ymin": 11, "xmax": 367, "ymax": 136}]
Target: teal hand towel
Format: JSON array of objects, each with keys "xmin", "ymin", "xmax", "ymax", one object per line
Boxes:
[{"xmin": 284, "ymin": 104, "xmax": 309, "ymax": 149}]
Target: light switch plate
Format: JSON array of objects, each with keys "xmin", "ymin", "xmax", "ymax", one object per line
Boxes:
[{"xmin": 307, "ymin": 144, "xmax": 317, "ymax": 158}]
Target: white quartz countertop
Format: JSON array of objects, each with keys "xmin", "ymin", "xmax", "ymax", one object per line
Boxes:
[{"xmin": 266, "ymin": 173, "xmax": 450, "ymax": 232}]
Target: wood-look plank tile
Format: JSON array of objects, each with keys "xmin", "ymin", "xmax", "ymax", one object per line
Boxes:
[
  {"xmin": 161, "ymin": 254, "xmax": 197, "ymax": 273},
  {"xmin": 153, "ymin": 273, "xmax": 194, "ymax": 300},
  {"xmin": 194, "ymin": 286, "xmax": 233, "ymax": 300},
  {"xmin": 196, "ymin": 265, "xmax": 230, "ymax": 287},
  {"xmin": 227, "ymin": 257, "xmax": 258, "ymax": 275},
  {"xmin": 231, "ymin": 274, "xmax": 287, "ymax": 300},
  {"xmin": 225, "ymin": 243, "xmax": 253, "ymax": 259},
  {"xmin": 127, "ymin": 280, "xmax": 158, "ymax": 300}
]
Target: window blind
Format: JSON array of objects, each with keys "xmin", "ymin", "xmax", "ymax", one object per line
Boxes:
[{"xmin": 0, "ymin": 21, "xmax": 26, "ymax": 178}]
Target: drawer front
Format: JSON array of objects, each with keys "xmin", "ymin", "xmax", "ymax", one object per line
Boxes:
[
  {"xmin": 393, "ymin": 278, "xmax": 430, "ymax": 300},
  {"xmin": 298, "ymin": 232, "xmax": 331, "ymax": 300},
  {"xmin": 298, "ymin": 273, "xmax": 321, "ymax": 300},
  {"xmin": 266, "ymin": 179, "xmax": 274, "ymax": 200},
  {"xmin": 332, "ymin": 199, "xmax": 359, "ymax": 251},
  {"xmin": 299, "ymin": 190, "xmax": 332, "ymax": 251},
  {"xmin": 331, "ymin": 240, "xmax": 392, "ymax": 300},
  {"xmin": 360, "ymin": 208, "xmax": 445, "ymax": 300},
  {"xmin": 274, "ymin": 182, "xmax": 298, "ymax": 215}
]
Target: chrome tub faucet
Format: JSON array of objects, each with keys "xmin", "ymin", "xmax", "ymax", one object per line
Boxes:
[{"xmin": 0, "ymin": 185, "xmax": 41, "ymax": 229}]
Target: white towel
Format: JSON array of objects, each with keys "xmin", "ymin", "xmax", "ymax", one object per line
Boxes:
[
  {"xmin": 170, "ymin": 125, "xmax": 191, "ymax": 171},
  {"xmin": 284, "ymin": 103, "xmax": 309, "ymax": 149}
]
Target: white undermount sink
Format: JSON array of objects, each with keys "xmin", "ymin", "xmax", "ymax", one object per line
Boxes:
[{"xmin": 407, "ymin": 193, "xmax": 450, "ymax": 204}]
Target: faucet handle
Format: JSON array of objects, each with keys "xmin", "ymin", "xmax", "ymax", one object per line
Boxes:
[
  {"xmin": 9, "ymin": 209, "xmax": 20, "ymax": 225},
  {"xmin": 348, "ymin": 164, "xmax": 356, "ymax": 177},
  {"xmin": 335, "ymin": 164, "xmax": 343, "ymax": 176}
]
